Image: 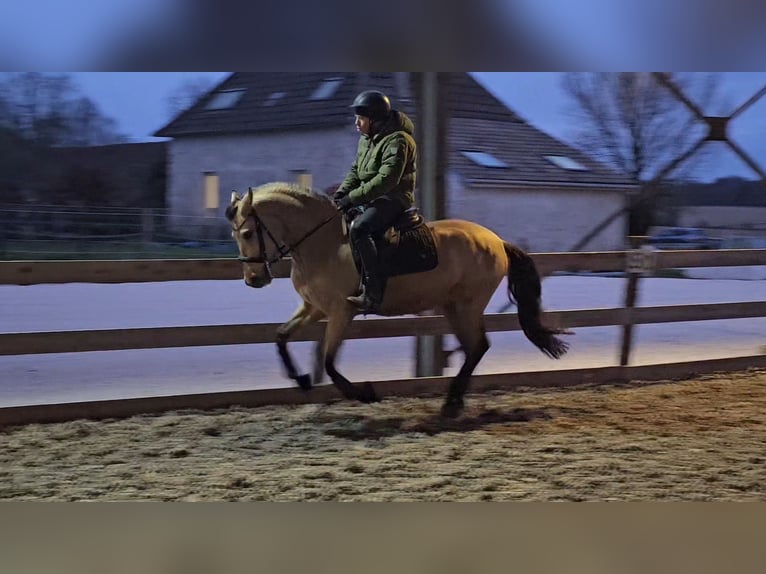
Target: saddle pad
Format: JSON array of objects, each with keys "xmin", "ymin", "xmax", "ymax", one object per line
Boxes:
[{"xmin": 380, "ymin": 224, "xmax": 439, "ymax": 277}]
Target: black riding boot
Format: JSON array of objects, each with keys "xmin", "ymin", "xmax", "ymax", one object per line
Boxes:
[{"xmin": 347, "ymin": 233, "xmax": 386, "ymax": 312}]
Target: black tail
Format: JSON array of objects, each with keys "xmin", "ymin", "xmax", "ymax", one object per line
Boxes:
[{"xmin": 504, "ymin": 242, "xmax": 571, "ymax": 359}]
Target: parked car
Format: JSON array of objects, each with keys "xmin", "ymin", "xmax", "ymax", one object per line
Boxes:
[
  {"xmin": 719, "ymin": 236, "xmax": 766, "ymax": 250},
  {"xmin": 646, "ymin": 227, "xmax": 720, "ymax": 250}
]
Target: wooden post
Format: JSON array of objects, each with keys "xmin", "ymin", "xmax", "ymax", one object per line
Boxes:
[
  {"xmin": 141, "ymin": 208, "xmax": 154, "ymax": 246},
  {"xmin": 620, "ymin": 235, "xmax": 648, "ymax": 366},
  {"xmin": 414, "ymin": 72, "xmax": 448, "ymax": 377}
]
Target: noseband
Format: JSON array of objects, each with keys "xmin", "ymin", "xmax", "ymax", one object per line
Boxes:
[{"xmin": 233, "ymin": 206, "xmax": 338, "ymax": 281}]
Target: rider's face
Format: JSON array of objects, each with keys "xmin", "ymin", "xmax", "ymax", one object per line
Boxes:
[{"xmin": 355, "ymin": 115, "xmax": 372, "ymax": 136}]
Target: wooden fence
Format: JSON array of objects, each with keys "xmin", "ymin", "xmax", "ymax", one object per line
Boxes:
[{"xmin": 1, "ymin": 249, "xmax": 765, "ymax": 426}]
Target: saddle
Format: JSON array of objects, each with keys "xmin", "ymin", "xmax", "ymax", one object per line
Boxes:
[{"xmin": 348, "ymin": 207, "xmax": 439, "ymax": 278}]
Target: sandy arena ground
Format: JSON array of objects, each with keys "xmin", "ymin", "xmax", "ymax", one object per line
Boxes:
[{"xmin": 3, "ymin": 368, "xmax": 765, "ymax": 501}]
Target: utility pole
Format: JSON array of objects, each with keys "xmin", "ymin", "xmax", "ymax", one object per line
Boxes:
[{"xmin": 414, "ymin": 72, "xmax": 449, "ymax": 377}]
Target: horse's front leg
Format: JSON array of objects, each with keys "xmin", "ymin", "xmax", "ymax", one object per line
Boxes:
[
  {"xmin": 323, "ymin": 307, "xmax": 378, "ymax": 404},
  {"xmin": 276, "ymin": 301, "xmax": 325, "ymax": 391}
]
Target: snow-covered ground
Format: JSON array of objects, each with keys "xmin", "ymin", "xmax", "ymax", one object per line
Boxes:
[{"xmin": 1, "ymin": 275, "xmax": 764, "ymax": 407}]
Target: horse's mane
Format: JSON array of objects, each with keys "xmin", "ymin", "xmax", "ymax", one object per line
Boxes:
[
  {"xmin": 252, "ymin": 181, "xmax": 334, "ymax": 208},
  {"xmin": 226, "ymin": 181, "xmax": 335, "ymax": 222}
]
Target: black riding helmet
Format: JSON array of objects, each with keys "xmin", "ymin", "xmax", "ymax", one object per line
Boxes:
[{"xmin": 350, "ymin": 90, "xmax": 391, "ymax": 122}]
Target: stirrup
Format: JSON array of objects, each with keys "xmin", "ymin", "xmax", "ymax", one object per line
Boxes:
[{"xmin": 346, "ymin": 293, "xmax": 379, "ymax": 312}]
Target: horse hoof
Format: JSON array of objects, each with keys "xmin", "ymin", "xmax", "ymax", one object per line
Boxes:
[
  {"xmin": 440, "ymin": 401, "xmax": 463, "ymax": 419},
  {"xmin": 295, "ymin": 374, "xmax": 312, "ymax": 391},
  {"xmin": 359, "ymin": 383, "xmax": 379, "ymax": 404}
]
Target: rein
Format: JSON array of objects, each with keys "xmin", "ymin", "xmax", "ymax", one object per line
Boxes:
[{"xmin": 234, "ymin": 207, "xmax": 339, "ymax": 279}]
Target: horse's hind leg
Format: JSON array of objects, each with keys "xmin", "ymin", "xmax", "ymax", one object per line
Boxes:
[
  {"xmin": 311, "ymin": 330, "xmax": 326, "ymax": 385},
  {"xmin": 276, "ymin": 301, "xmax": 325, "ymax": 390},
  {"xmin": 323, "ymin": 309, "xmax": 378, "ymax": 404},
  {"xmin": 441, "ymin": 303, "xmax": 490, "ymax": 418}
]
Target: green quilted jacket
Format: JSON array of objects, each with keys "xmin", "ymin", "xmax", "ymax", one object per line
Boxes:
[{"xmin": 338, "ymin": 110, "xmax": 417, "ymax": 208}]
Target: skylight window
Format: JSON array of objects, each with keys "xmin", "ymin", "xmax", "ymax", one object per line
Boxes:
[
  {"xmin": 204, "ymin": 89, "xmax": 246, "ymax": 110},
  {"xmin": 544, "ymin": 155, "xmax": 588, "ymax": 171},
  {"xmin": 460, "ymin": 150, "xmax": 509, "ymax": 169},
  {"xmin": 310, "ymin": 77, "xmax": 344, "ymax": 100},
  {"xmin": 264, "ymin": 91, "xmax": 286, "ymax": 106}
]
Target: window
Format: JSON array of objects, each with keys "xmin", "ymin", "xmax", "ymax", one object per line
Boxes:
[
  {"xmin": 544, "ymin": 155, "xmax": 588, "ymax": 171},
  {"xmin": 310, "ymin": 77, "xmax": 344, "ymax": 100},
  {"xmin": 264, "ymin": 91, "xmax": 286, "ymax": 106},
  {"xmin": 203, "ymin": 172, "xmax": 220, "ymax": 209},
  {"xmin": 460, "ymin": 150, "xmax": 509, "ymax": 169},
  {"xmin": 292, "ymin": 170, "xmax": 313, "ymax": 190},
  {"xmin": 204, "ymin": 89, "xmax": 246, "ymax": 110},
  {"xmin": 297, "ymin": 173, "xmax": 313, "ymax": 189}
]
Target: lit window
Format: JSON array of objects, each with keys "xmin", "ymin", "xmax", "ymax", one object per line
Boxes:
[
  {"xmin": 460, "ymin": 150, "xmax": 509, "ymax": 169},
  {"xmin": 204, "ymin": 89, "xmax": 246, "ymax": 110},
  {"xmin": 310, "ymin": 78, "xmax": 344, "ymax": 100},
  {"xmin": 544, "ymin": 155, "xmax": 588, "ymax": 171},
  {"xmin": 297, "ymin": 173, "xmax": 313, "ymax": 189},
  {"xmin": 264, "ymin": 91, "xmax": 286, "ymax": 106},
  {"xmin": 203, "ymin": 172, "xmax": 220, "ymax": 209}
]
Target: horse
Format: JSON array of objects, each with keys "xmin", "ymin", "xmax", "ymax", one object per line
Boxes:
[{"xmin": 226, "ymin": 182, "xmax": 570, "ymax": 418}]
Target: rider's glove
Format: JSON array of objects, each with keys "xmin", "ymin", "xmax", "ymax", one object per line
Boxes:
[{"xmin": 333, "ymin": 194, "xmax": 354, "ymax": 212}]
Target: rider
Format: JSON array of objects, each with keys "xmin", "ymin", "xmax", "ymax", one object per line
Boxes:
[{"xmin": 333, "ymin": 90, "xmax": 417, "ymax": 312}]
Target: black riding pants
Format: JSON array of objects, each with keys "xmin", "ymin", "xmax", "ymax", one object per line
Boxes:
[{"xmin": 348, "ymin": 195, "xmax": 408, "ymax": 240}]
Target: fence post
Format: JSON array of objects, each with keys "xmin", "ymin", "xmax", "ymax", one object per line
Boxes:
[
  {"xmin": 0, "ymin": 206, "xmax": 7, "ymax": 259},
  {"xmin": 414, "ymin": 72, "xmax": 448, "ymax": 377},
  {"xmin": 620, "ymin": 236, "xmax": 651, "ymax": 366},
  {"xmin": 141, "ymin": 208, "xmax": 155, "ymax": 246}
]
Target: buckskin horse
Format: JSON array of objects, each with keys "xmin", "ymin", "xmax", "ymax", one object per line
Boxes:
[{"xmin": 226, "ymin": 182, "xmax": 570, "ymax": 418}]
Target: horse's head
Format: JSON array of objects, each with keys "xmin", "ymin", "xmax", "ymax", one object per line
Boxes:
[
  {"xmin": 227, "ymin": 182, "xmax": 342, "ymax": 288},
  {"xmin": 226, "ymin": 189, "xmax": 274, "ymax": 288}
]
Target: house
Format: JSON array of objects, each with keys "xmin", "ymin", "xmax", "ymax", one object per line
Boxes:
[
  {"xmin": 50, "ymin": 142, "xmax": 167, "ymax": 208},
  {"xmin": 155, "ymin": 72, "xmax": 636, "ymax": 252},
  {"xmin": 666, "ymin": 177, "xmax": 766, "ymax": 239},
  {"xmin": 0, "ymin": 127, "xmax": 51, "ymax": 203},
  {"xmin": 662, "ymin": 177, "xmax": 766, "ymax": 280},
  {"xmin": 0, "ymin": 128, "xmax": 165, "ymax": 207}
]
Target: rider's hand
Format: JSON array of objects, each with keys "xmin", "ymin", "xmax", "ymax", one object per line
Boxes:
[{"xmin": 333, "ymin": 194, "xmax": 354, "ymax": 212}]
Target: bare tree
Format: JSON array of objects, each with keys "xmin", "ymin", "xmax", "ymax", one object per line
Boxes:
[
  {"xmin": 67, "ymin": 97, "xmax": 126, "ymax": 147},
  {"xmin": 563, "ymin": 72, "xmax": 722, "ymax": 181},
  {"xmin": 0, "ymin": 73, "xmax": 75, "ymax": 144},
  {"xmin": 0, "ymin": 73, "xmax": 127, "ymax": 147},
  {"xmin": 562, "ymin": 72, "xmax": 722, "ymax": 239}
]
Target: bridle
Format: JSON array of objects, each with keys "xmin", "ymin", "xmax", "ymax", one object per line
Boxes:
[{"xmin": 232, "ymin": 206, "xmax": 339, "ymax": 281}]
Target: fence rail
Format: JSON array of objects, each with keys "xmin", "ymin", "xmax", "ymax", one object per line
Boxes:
[
  {"xmin": 2, "ymin": 249, "xmax": 765, "ymax": 285},
  {"xmin": 3, "ymin": 302, "xmax": 766, "ymax": 357},
  {"xmin": 3, "ymin": 355, "xmax": 766, "ymax": 427},
  {"xmin": 2, "ymin": 248, "xmax": 765, "ymax": 425},
  {"xmin": 2, "ymin": 250, "xmax": 765, "ymax": 357}
]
